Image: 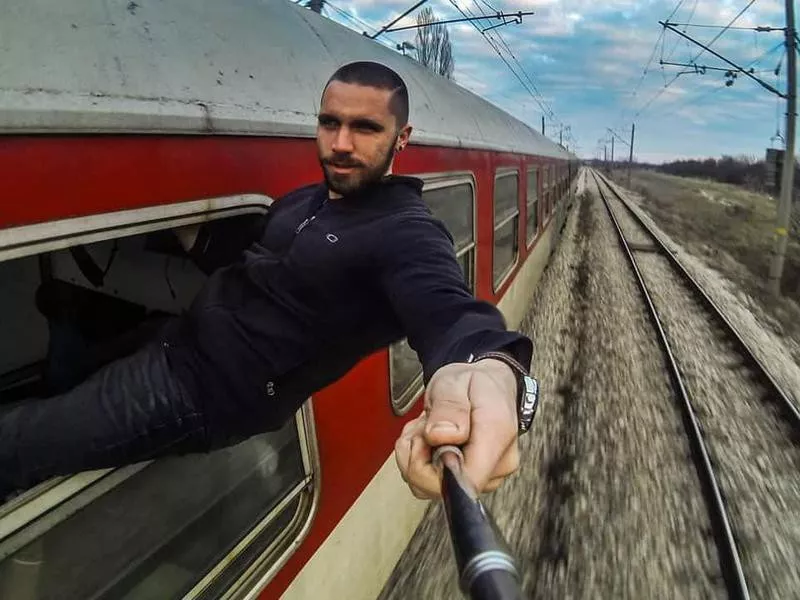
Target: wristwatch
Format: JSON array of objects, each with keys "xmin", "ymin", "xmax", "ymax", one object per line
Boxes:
[{"xmin": 468, "ymin": 351, "xmax": 540, "ymax": 435}]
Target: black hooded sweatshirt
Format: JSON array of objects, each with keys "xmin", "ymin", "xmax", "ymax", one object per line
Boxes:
[{"xmin": 166, "ymin": 175, "xmax": 533, "ymax": 439}]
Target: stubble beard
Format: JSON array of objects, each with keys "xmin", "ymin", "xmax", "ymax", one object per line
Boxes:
[{"xmin": 320, "ymin": 139, "xmax": 397, "ymax": 197}]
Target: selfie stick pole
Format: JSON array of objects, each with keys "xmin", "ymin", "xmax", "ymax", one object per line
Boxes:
[{"xmin": 433, "ymin": 445, "xmax": 524, "ymax": 600}]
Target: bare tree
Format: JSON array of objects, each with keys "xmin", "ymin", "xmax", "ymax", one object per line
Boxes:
[{"xmin": 414, "ymin": 7, "xmax": 454, "ymax": 79}]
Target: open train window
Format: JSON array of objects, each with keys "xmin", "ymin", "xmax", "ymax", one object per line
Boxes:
[
  {"xmin": 525, "ymin": 167, "xmax": 539, "ymax": 246},
  {"xmin": 389, "ymin": 175, "xmax": 476, "ymax": 415},
  {"xmin": 492, "ymin": 169, "xmax": 520, "ymax": 290},
  {"xmin": 0, "ymin": 196, "xmax": 319, "ymax": 600}
]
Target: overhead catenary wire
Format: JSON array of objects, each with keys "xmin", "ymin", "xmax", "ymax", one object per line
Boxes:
[
  {"xmin": 645, "ymin": 40, "xmax": 786, "ymax": 121},
  {"xmin": 445, "ymin": 0, "xmax": 563, "ymax": 132},
  {"xmin": 662, "ymin": 0, "xmax": 699, "ymax": 65},
  {"xmin": 612, "ymin": 0, "xmax": 687, "ymax": 134},
  {"xmin": 630, "ymin": 0, "xmax": 759, "ymax": 121},
  {"xmin": 318, "ymin": 0, "xmax": 405, "ymax": 50},
  {"xmin": 466, "ymin": 0, "xmax": 572, "ymax": 144}
]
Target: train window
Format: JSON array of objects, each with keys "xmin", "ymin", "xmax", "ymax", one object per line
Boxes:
[
  {"xmin": 526, "ymin": 167, "xmax": 539, "ymax": 245},
  {"xmin": 493, "ymin": 170, "xmax": 519, "ymax": 289},
  {"xmin": 389, "ymin": 177, "xmax": 476, "ymax": 414},
  {"xmin": 0, "ymin": 199, "xmax": 318, "ymax": 600}
]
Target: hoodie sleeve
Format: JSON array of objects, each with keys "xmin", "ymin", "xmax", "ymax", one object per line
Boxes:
[{"xmin": 378, "ymin": 214, "xmax": 533, "ymax": 384}]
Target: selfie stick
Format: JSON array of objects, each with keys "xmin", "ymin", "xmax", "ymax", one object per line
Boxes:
[{"xmin": 433, "ymin": 445, "xmax": 524, "ymax": 600}]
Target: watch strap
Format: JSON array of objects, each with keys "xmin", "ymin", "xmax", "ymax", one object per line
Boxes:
[
  {"xmin": 468, "ymin": 351, "xmax": 527, "ymax": 377},
  {"xmin": 468, "ymin": 351, "xmax": 539, "ymax": 435}
]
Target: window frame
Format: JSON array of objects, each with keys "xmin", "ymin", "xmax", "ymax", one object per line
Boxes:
[
  {"xmin": 492, "ymin": 167, "xmax": 520, "ymax": 292},
  {"xmin": 0, "ymin": 196, "xmax": 321, "ymax": 599},
  {"xmin": 525, "ymin": 165, "xmax": 539, "ymax": 248},
  {"xmin": 388, "ymin": 172, "xmax": 477, "ymax": 416}
]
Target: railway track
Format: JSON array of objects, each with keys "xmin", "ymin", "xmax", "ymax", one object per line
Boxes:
[{"xmin": 590, "ymin": 169, "xmax": 800, "ymax": 599}]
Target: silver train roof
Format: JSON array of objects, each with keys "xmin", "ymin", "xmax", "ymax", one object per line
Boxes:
[{"xmin": 0, "ymin": 0, "xmax": 573, "ymax": 160}]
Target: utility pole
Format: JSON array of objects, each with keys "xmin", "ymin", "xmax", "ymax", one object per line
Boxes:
[
  {"xmin": 629, "ymin": 123, "xmax": 636, "ymax": 188},
  {"xmin": 559, "ymin": 128, "xmax": 563, "ymax": 146},
  {"xmin": 769, "ymin": 0, "xmax": 797, "ymax": 296},
  {"xmin": 611, "ymin": 136, "xmax": 615, "ymax": 172},
  {"xmin": 541, "ymin": 116, "xmax": 545, "ymax": 136}
]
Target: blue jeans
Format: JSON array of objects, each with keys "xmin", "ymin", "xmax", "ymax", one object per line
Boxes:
[{"xmin": 0, "ymin": 336, "xmax": 210, "ymax": 496}]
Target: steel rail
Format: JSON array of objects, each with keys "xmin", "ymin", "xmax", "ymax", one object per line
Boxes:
[
  {"xmin": 595, "ymin": 170, "xmax": 800, "ymax": 424},
  {"xmin": 590, "ymin": 170, "xmax": 750, "ymax": 600}
]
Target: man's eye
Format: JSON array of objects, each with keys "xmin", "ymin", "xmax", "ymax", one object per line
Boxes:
[{"xmin": 353, "ymin": 123, "xmax": 381, "ymax": 133}]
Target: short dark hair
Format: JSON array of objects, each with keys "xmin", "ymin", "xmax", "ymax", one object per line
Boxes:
[{"xmin": 324, "ymin": 61, "xmax": 409, "ymax": 127}]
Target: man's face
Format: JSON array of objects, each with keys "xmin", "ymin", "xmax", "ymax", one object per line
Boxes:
[{"xmin": 316, "ymin": 80, "xmax": 411, "ymax": 197}]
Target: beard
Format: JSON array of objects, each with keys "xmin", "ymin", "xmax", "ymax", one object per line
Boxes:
[{"xmin": 319, "ymin": 139, "xmax": 397, "ymax": 197}]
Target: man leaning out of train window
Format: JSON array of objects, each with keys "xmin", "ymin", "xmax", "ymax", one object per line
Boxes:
[{"xmin": 0, "ymin": 61, "xmax": 535, "ymax": 502}]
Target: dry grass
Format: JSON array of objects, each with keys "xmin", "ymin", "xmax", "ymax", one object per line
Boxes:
[{"xmin": 610, "ymin": 169, "xmax": 800, "ymax": 343}]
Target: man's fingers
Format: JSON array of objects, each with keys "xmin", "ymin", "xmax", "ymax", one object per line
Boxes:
[
  {"xmin": 395, "ymin": 414, "xmax": 442, "ymax": 498},
  {"xmin": 394, "ymin": 414, "xmax": 426, "ymax": 484},
  {"xmin": 410, "ymin": 483, "xmax": 435, "ymax": 500},
  {"xmin": 406, "ymin": 432, "xmax": 440, "ymax": 498},
  {"xmin": 424, "ymin": 368, "xmax": 472, "ymax": 447}
]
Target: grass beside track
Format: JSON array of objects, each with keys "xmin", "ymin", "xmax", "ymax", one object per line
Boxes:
[{"xmin": 610, "ymin": 168, "xmax": 800, "ymax": 344}]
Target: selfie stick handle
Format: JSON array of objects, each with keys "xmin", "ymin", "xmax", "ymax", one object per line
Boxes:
[{"xmin": 433, "ymin": 445, "xmax": 524, "ymax": 600}]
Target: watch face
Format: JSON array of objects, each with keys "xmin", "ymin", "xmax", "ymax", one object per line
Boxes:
[{"xmin": 519, "ymin": 376, "xmax": 539, "ymax": 434}]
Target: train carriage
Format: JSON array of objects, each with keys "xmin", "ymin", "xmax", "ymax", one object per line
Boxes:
[{"xmin": 0, "ymin": 1, "xmax": 579, "ymax": 598}]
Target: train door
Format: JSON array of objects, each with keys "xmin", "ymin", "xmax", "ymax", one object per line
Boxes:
[{"xmin": 0, "ymin": 196, "xmax": 319, "ymax": 600}]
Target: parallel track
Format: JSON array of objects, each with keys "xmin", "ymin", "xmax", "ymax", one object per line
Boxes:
[{"xmin": 590, "ymin": 169, "xmax": 800, "ymax": 600}]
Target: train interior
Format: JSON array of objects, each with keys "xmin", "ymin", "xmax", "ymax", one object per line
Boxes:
[{"xmin": 0, "ymin": 215, "xmax": 314, "ymax": 599}]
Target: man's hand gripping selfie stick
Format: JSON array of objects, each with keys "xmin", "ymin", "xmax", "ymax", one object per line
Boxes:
[{"xmin": 433, "ymin": 445, "xmax": 524, "ymax": 600}]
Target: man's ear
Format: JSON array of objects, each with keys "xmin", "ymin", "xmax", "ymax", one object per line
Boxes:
[{"xmin": 396, "ymin": 124, "xmax": 413, "ymax": 152}]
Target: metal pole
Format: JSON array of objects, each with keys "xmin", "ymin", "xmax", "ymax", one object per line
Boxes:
[
  {"xmin": 768, "ymin": 0, "xmax": 796, "ymax": 296},
  {"xmin": 367, "ymin": 0, "xmax": 429, "ymax": 39},
  {"xmin": 541, "ymin": 116, "xmax": 545, "ymax": 136},
  {"xmin": 629, "ymin": 123, "xmax": 635, "ymax": 188},
  {"xmin": 611, "ymin": 137, "xmax": 615, "ymax": 173}
]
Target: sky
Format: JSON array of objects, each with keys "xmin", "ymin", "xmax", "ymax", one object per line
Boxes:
[{"xmin": 309, "ymin": 0, "xmax": 791, "ymax": 163}]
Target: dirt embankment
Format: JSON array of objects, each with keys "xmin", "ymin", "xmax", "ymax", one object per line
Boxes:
[{"xmin": 610, "ymin": 169, "xmax": 800, "ymax": 346}]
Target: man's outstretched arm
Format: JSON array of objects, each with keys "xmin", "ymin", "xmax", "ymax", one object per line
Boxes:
[{"xmin": 377, "ymin": 215, "xmax": 533, "ymax": 498}]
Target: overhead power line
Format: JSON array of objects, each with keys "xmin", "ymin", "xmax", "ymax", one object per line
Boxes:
[
  {"xmin": 664, "ymin": 22, "xmax": 785, "ymax": 32},
  {"xmin": 612, "ymin": 0, "xmax": 687, "ymax": 134},
  {"xmin": 445, "ymin": 0, "xmax": 561, "ymax": 129},
  {"xmin": 660, "ymin": 21, "xmax": 786, "ymax": 97},
  {"xmin": 379, "ymin": 11, "xmax": 533, "ymax": 34},
  {"xmin": 655, "ymin": 40, "xmax": 785, "ymax": 120},
  {"xmin": 631, "ymin": 0, "xmax": 758, "ymax": 120},
  {"xmin": 368, "ymin": 0, "xmax": 429, "ymax": 39},
  {"xmin": 685, "ymin": 0, "xmax": 757, "ymax": 64}
]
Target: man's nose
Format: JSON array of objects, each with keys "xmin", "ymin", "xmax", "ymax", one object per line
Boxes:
[{"xmin": 332, "ymin": 126, "xmax": 354, "ymax": 153}]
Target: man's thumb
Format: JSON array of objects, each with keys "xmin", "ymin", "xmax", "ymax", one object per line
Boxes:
[{"xmin": 424, "ymin": 394, "xmax": 471, "ymax": 444}]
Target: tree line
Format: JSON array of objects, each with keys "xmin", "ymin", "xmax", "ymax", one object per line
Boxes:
[{"xmin": 631, "ymin": 155, "xmax": 799, "ymax": 196}]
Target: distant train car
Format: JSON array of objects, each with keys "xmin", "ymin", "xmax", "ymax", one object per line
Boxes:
[{"xmin": 0, "ymin": 1, "xmax": 578, "ymax": 598}]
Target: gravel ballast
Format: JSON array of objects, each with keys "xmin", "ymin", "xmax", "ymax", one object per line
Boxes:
[{"xmin": 602, "ymin": 174, "xmax": 800, "ymax": 598}]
